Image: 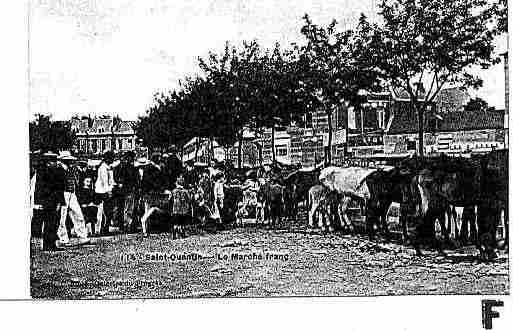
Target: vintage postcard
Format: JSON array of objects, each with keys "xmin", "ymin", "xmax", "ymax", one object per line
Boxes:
[{"xmin": 22, "ymin": 0, "xmax": 510, "ymax": 325}]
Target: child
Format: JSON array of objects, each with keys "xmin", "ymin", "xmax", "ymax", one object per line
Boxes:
[{"xmin": 170, "ymin": 175, "xmax": 192, "ymax": 239}]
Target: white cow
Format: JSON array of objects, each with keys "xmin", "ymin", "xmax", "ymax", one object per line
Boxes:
[{"xmin": 318, "ymin": 166, "xmax": 376, "ymax": 230}]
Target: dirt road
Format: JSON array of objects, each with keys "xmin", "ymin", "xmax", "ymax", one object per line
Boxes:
[{"xmin": 30, "ymin": 225, "xmax": 509, "ymax": 299}]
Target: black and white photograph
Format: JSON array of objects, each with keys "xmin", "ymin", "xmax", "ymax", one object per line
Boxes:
[{"xmin": 24, "ymin": 0, "xmax": 510, "ymax": 310}]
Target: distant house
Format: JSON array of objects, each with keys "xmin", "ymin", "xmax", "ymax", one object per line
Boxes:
[
  {"xmin": 347, "ymin": 87, "xmax": 433, "ymax": 158},
  {"xmin": 384, "ymin": 109, "xmax": 505, "ymax": 155},
  {"xmin": 434, "ymin": 87, "xmax": 471, "ymax": 113},
  {"xmin": 70, "ymin": 116, "xmax": 139, "ymax": 155}
]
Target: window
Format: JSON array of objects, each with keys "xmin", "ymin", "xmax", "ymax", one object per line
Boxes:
[
  {"xmin": 407, "ymin": 140, "xmax": 416, "ymax": 151},
  {"xmin": 276, "ymin": 148, "xmax": 288, "ymax": 156},
  {"xmin": 305, "ymin": 113, "xmax": 313, "ymax": 128},
  {"xmin": 377, "ymin": 109, "xmax": 385, "ymax": 129}
]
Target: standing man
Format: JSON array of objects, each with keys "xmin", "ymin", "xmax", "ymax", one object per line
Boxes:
[
  {"xmin": 56, "ymin": 151, "xmax": 90, "ymax": 245},
  {"xmin": 33, "ymin": 151, "xmax": 65, "ymax": 251},
  {"xmin": 113, "ymin": 151, "xmax": 139, "ymax": 232},
  {"xmin": 95, "ymin": 150, "xmax": 115, "ymax": 235},
  {"xmin": 165, "ymin": 145, "xmax": 184, "ymax": 189},
  {"xmin": 182, "ymin": 160, "xmax": 195, "ymax": 189},
  {"xmin": 213, "ymin": 172, "xmax": 225, "ymax": 224}
]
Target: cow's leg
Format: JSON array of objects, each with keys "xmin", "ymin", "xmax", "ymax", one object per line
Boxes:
[
  {"xmin": 438, "ymin": 206, "xmax": 454, "ymax": 248},
  {"xmin": 472, "ymin": 205, "xmax": 479, "ymax": 245},
  {"xmin": 476, "ymin": 199, "xmax": 499, "ymax": 261},
  {"xmin": 400, "ymin": 210, "xmax": 408, "ymax": 245},
  {"xmin": 337, "ymin": 201, "xmax": 347, "ymax": 232},
  {"xmin": 446, "ymin": 205, "xmax": 452, "ymax": 239},
  {"xmin": 308, "ymin": 202, "xmax": 318, "ymax": 228},
  {"xmin": 339, "ymin": 197, "xmax": 353, "ymax": 233},
  {"xmin": 463, "ymin": 205, "xmax": 478, "ymax": 245},
  {"xmin": 326, "ymin": 197, "xmax": 335, "ymax": 232},
  {"xmin": 460, "ymin": 207, "xmax": 470, "ymax": 245},
  {"xmin": 318, "ymin": 204, "xmax": 324, "ymax": 231},
  {"xmin": 380, "ymin": 206, "xmax": 391, "ymax": 239},
  {"xmin": 454, "ymin": 207, "xmax": 463, "ymax": 241},
  {"xmin": 365, "ymin": 200, "xmax": 378, "ymax": 239}
]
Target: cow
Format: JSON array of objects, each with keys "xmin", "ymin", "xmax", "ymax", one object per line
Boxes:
[
  {"xmin": 477, "ymin": 149, "xmax": 508, "ymax": 259},
  {"xmin": 260, "ymin": 179, "xmax": 285, "ymax": 228},
  {"xmin": 399, "ymin": 153, "xmax": 508, "ymax": 260},
  {"xmin": 364, "ymin": 167, "xmax": 405, "ymax": 239},
  {"xmin": 307, "ymin": 184, "xmax": 332, "ymax": 231},
  {"xmin": 318, "ymin": 166, "xmax": 374, "ymax": 233},
  {"xmin": 221, "ymin": 183, "xmax": 243, "ymax": 224},
  {"xmin": 283, "ymin": 168, "xmax": 321, "ymax": 220}
]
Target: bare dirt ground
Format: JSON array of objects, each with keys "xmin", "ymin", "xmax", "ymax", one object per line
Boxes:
[{"xmin": 31, "ymin": 219, "xmax": 509, "ymax": 299}]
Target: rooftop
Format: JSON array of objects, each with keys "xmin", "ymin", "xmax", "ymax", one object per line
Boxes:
[{"xmin": 387, "ymin": 110, "xmax": 505, "ymax": 135}]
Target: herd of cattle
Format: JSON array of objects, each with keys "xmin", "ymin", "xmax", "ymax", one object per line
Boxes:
[
  {"xmin": 142, "ymin": 150, "xmax": 507, "ymax": 262},
  {"xmin": 274, "ymin": 150, "xmax": 508, "ymax": 261}
]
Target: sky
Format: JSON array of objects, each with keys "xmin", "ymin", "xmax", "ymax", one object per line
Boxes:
[{"xmin": 29, "ymin": 0, "xmax": 508, "ymax": 121}]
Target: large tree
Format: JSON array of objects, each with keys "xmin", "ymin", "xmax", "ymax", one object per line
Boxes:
[
  {"xmin": 136, "ymin": 90, "xmax": 194, "ymax": 152},
  {"xmin": 249, "ymin": 43, "xmax": 311, "ymax": 163},
  {"xmin": 29, "ymin": 114, "xmax": 75, "ymax": 152},
  {"xmin": 463, "ymin": 97, "xmax": 496, "ymax": 112},
  {"xmin": 199, "ymin": 41, "xmax": 263, "ymax": 168},
  {"xmin": 358, "ymin": 0, "xmax": 501, "ymax": 156},
  {"xmin": 299, "ymin": 14, "xmax": 380, "ymax": 164}
]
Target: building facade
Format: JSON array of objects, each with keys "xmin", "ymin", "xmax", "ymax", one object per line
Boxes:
[
  {"xmin": 384, "ymin": 109, "xmax": 505, "ymax": 155},
  {"xmin": 70, "ymin": 116, "xmax": 138, "ymax": 156}
]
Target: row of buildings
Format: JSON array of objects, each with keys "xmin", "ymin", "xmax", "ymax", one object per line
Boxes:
[
  {"xmin": 66, "ymin": 84, "xmax": 506, "ymax": 168},
  {"xmin": 68, "ymin": 50, "xmax": 508, "ymax": 167},
  {"xmin": 180, "ymin": 85, "xmax": 506, "ymax": 168}
]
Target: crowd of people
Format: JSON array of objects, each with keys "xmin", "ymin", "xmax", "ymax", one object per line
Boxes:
[{"xmin": 29, "ymin": 146, "xmax": 283, "ymax": 251}]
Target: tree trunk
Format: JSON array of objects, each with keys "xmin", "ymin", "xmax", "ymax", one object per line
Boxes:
[
  {"xmin": 195, "ymin": 137, "xmax": 200, "ymax": 163},
  {"xmin": 86, "ymin": 133, "xmax": 89, "ymax": 154},
  {"xmin": 271, "ymin": 124, "xmax": 276, "ymax": 164},
  {"xmin": 258, "ymin": 143, "xmax": 263, "ymax": 167},
  {"xmin": 327, "ymin": 110, "xmax": 333, "ymax": 166},
  {"xmin": 209, "ymin": 137, "xmax": 214, "ymax": 165},
  {"xmin": 237, "ymin": 131, "xmax": 243, "ymax": 169},
  {"xmin": 417, "ymin": 103, "xmax": 424, "ymax": 158}
]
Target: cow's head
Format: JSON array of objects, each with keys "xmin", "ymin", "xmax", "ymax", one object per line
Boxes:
[
  {"xmin": 439, "ymin": 171, "xmax": 463, "ymax": 202},
  {"xmin": 478, "ymin": 232, "xmax": 498, "ymax": 262}
]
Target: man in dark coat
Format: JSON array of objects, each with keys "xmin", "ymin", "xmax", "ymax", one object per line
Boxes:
[
  {"xmin": 164, "ymin": 145, "xmax": 184, "ymax": 189},
  {"xmin": 33, "ymin": 152, "xmax": 66, "ymax": 251},
  {"xmin": 113, "ymin": 151, "xmax": 139, "ymax": 232},
  {"xmin": 182, "ymin": 160, "xmax": 195, "ymax": 189}
]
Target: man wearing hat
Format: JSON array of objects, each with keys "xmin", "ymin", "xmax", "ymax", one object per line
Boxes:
[
  {"xmin": 32, "ymin": 151, "xmax": 66, "ymax": 251},
  {"xmin": 57, "ymin": 151, "xmax": 90, "ymax": 245}
]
